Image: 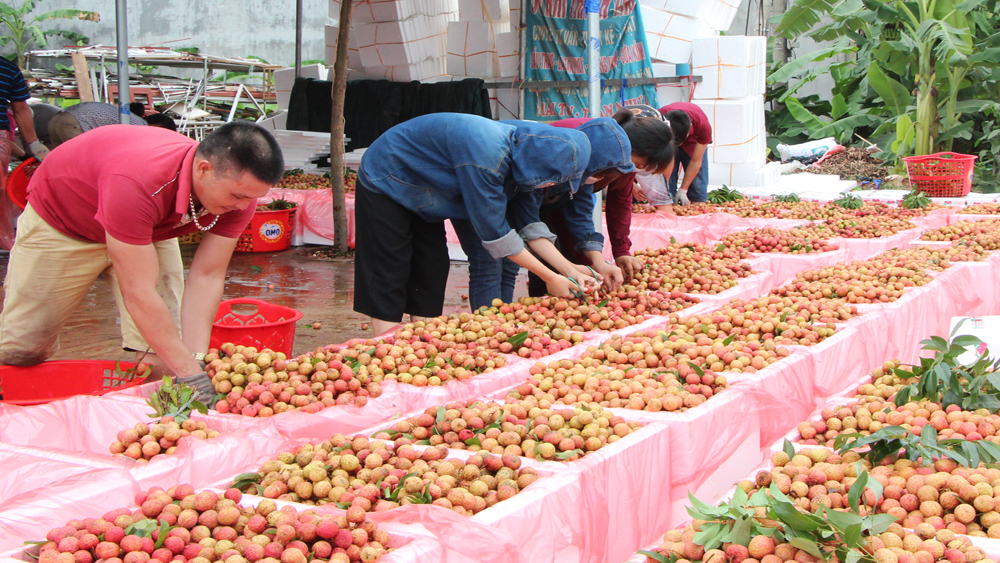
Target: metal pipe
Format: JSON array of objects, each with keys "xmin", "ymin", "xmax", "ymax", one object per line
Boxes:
[
  {"xmin": 115, "ymin": 0, "xmax": 130, "ymax": 124},
  {"xmin": 295, "ymin": 0, "xmax": 304, "ymax": 76},
  {"xmin": 585, "ymin": 0, "xmax": 602, "ymax": 233}
]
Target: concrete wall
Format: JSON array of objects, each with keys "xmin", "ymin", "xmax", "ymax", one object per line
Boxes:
[{"xmin": 3, "ymin": 0, "xmax": 328, "ymax": 69}]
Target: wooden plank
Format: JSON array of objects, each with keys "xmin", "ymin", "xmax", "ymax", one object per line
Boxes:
[{"xmin": 71, "ymin": 52, "xmax": 95, "ymax": 102}]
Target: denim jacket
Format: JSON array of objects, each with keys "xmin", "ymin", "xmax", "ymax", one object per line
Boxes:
[
  {"xmin": 504, "ymin": 118, "xmax": 634, "ymax": 254},
  {"xmin": 358, "ymin": 113, "xmax": 589, "ymax": 259}
]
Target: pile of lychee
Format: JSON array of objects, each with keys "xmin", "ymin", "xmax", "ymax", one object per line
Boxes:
[
  {"xmin": 770, "ymin": 257, "xmax": 931, "ymax": 304},
  {"xmin": 630, "ymin": 243, "xmax": 754, "ymax": 294},
  {"xmin": 668, "ymin": 295, "xmax": 857, "ymax": 347},
  {"xmin": 592, "ymin": 330, "xmax": 788, "ymax": 374},
  {"xmin": 642, "ymin": 520, "xmax": 996, "ymax": 563},
  {"xmin": 921, "ymin": 220, "xmax": 1000, "ymax": 242},
  {"xmin": 333, "ymin": 338, "xmax": 508, "ymax": 386},
  {"xmin": 741, "ymin": 447, "xmax": 1000, "ymax": 537},
  {"xmin": 959, "ymin": 203, "xmax": 1000, "ymax": 215},
  {"xmin": 813, "ymin": 215, "xmax": 916, "ymax": 239},
  {"xmin": 207, "ymin": 345, "xmax": 386, "ymax": 416},
  {"xmin": 393, "ymin": 311, "xmax": 577, "ymax": 358},
  {"xmin": 110, "ymin": 418, "xmax": 219, "ymax": 462},
  {"xmin": 233, "ymin": 435, "xmax": 538, "ymax": 516},
  {"xmin": 31, "ymin": 486, "xmax": 392, "ymax": 563},
  {"xmin": 371, "ymin": 399, "xmax": 642, "ymax": 461},
  {"xmin": 721, "ymin": 227, "xmax": 838, "ymax": 254},
  {"xmin": 508, "ymin": 354, "xmax": 727, "ymax": 411}
]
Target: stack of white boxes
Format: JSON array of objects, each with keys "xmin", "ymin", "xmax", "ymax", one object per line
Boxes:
[
  {"xmin": 447, "ymin": 0, "xmax": 515, "ymax": 78},
  {"xmin": 326, "ymin": 0, "xmax": 459, "ymax": 82},
  {"xmin": 689, "ymin": 36, "xmax": 776, "ymax": 188}
]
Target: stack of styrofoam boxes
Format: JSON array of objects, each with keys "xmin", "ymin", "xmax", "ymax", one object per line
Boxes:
[
  {"xmin": 324, "ymin": 14, "xmax": 366, "ymax": 79},
  {"xmin": 641, "ymin": 3, "xmax": 715, "ymax": 64},
  {"xmin": 272, "ymin": 130, "xmax": 334, "ymax": 170},
  {"xmin": 447, "ymin": 0, "xmax": 514, "ymax": 78},
  {"xmin": 651, "ymin": 62, "xmax": 683, "ymax": 107},
  {"xmin": 691, "ymin": 36, "xmax": 776, "ymax": 188},
  {"xmin": 273, "ymin": 64, "xmax": 329, "ymax": 111},
  {"xmin": 328, "ymin": 0, "xmax": 459, "ymax": 82}
]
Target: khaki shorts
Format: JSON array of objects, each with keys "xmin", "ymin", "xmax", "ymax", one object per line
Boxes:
[{"xmin": 0, "ymin": 204, "xmax": 184, "ymax": 365}]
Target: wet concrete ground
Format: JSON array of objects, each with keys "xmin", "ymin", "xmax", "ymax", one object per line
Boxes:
[{"xmin": 0, "ymin": 246, "xmax": 527, "ymax": 361}]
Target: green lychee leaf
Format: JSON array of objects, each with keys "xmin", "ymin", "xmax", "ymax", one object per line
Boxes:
[
  {"xmin": 729, "ymin": 514, "xmax": 752, "ymax": 547},
  {"xmin": 670, "ymin": 236, "xmax": 677, "ymax": 244},
  {"xmin": 153, "ymin": 519, "xmax": 171, "ymax": 549},
  {"xmin": 636, "ymin": 550, "xmax": 675, "ymax": 563},
  {"xmin": 722, "ymin": 334, "xmax": 735, "ymax": 346},
  {"xmin": 555, "ymin": 448, "xmax": 583, "ymax": 460},
  {"xmin": 686, "ymin": 362, "xmax": 705, "ymax": 378},
  {"xmin": 508, "ymin": 331, "xmax": 530, "ymax": 350},
  {"xmin": 789, "ymin": 538, "xmax": 825, "ymax": 559},
  {"xmin": 435, "ymin": 406, "xmax": 446, "ymax": 425},
  {"xmin": 597, "ymin": 299, "xmax": 609, "ymax": 308},
  {"xmin": 464, "ymin": 436, "xmax": 482, "ymax": 447},
  {"xmin": 783, "ymin": 438, "xmax": 796, "ymax": 460}
]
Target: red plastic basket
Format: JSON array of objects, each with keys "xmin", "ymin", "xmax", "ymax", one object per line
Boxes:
[
  {"xmin": 209, "ymin": 298, "xmax": 303, "ymax": 356},
  {"xmin": 235, "ymin": 208, "xmax": 297, "ymax": 253},
  {"xmin": 0, "ymin": 360, "xmax": 147, "ymax": 406},
  {"xmin": 5, "ymin": 156, "xmax": 40, "ymax": 210},
  {"xmin": 903, "ymin": 152, "xmax": 977, "ymax": 198}
]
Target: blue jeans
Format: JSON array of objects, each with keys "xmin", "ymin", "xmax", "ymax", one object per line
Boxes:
[
  {"xmin": 452, "ymin": 219, "xmax": 519, "ymax": 310},
  {"xmin": 668, "ymin": 147, "xmax": 709, "ymax": 203}
]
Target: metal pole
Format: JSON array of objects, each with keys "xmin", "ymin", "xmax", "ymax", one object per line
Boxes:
[
  {"xmin": 585, "ymin": 0, "xmax": 602, "ymax": 233},
  {"xmin": 115, "ymin": 0, "xmax": 130, "ymax": 124},
  {"xmin": 294, "ymin": 0, "xmax": 304, "ymax": 76}
]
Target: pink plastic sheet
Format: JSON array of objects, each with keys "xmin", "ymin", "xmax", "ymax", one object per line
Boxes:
[
  {"xmin": 0, "ymin": 394, "xmax": 287, "ymax": 490},
  {"xmin": 948, "ymin": 213, "xmax": 1000, "ymax": 225},
  {"xmin": 0, "ymin": 449, "xmax": 121, "ymax": 505},
  {"xmin": 0, "ymin": 467, "xmax": 142, "ymax": 553}
]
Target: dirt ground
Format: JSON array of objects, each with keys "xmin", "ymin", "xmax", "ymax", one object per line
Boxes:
[{"xmin": 0, "ymin": 245, "xmax": 526, "ymax": 362}]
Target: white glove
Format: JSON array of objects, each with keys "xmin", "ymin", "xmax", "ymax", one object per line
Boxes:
[
  {"xmin": 675, "ymin": 189, "xmax": 691, "ymax": 206},
  {"xmin": 28, "ymin": 140, "xmax": 50, "ymax": 161}
]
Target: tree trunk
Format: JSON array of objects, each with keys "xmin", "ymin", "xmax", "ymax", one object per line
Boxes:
[{"xmin": 330, "ymin": 0, "xmax": 354, "ymax": 253}]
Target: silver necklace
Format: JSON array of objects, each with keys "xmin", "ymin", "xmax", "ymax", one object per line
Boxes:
[{"xmin": 189, "ymin": 193, "xmax": 220, "ymax": 231}]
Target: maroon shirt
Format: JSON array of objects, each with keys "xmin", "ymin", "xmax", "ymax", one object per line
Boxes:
[
  {"xmin": 550, "ymin": 118, "xmax": 635, "ymax": 258},
  {"xmin": 660, "ymin": 102, "xmax": 713, "ymax": 156},
  {"xmin": 28, "ymin": 125, "xmax": 253, "ymax": 245}
]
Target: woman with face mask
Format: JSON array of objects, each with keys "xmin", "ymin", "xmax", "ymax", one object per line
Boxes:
[{"xmin": 354, "ymin": 113, "xmax": 599, "ymax": 335}]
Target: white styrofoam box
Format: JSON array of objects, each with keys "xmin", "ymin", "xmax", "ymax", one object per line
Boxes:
[
  {"xmin": 458, "ymin": 0, "xmax": 510, "ymax": 22},
  {"xmin": 708, "ymin": 152, "xmax": 766, "ymax": 187},
  {"xmin": 754, "ymin": 160, "xmax": 781, "ymax": 188},
  {"xmin": 694, "ymin": 95, "xmax": 766, "ymax": 163},
  {"xmin": 651, "ymin": 62, "xmax": 676, "ymax": 77},
  {"xmin": 355, "ymin": 13, "xmax": 456, "ymax": 68},
  {"xmin": 446, "ymin": 20, "xmax": 512, "ymax": 77},
  {"xmin": 496, "ymin": 31, "xmax": 519, "ymax": 77},
  {"xmin": 488, "ymin": 86, "xmax": 519, "ymax": 119},
  {"xmin": 365, "ymin": 56, "xmax": 448, "ymax": 81},
  {"xmin": 692, "ymin": 36, "xmax": 766, "ymax": 99},
  {"xmin": 324, "ymin": 25, "xmax": 366, "ymax": 74},
  {"xmin": 273, "ymin": 64, "xmax": 329, "ymax": 110},
  {"xmin": 640, "ymin": 0, "xmax": 738, "ymax": 31},
  {"xmin": 655, "ymin": 83, "xmax": 685, "ymax": 107},
  {"xmin": 641, "ymin": 5, "xmax": 714, "ymax": 64},
  {"xmin": 329, "ymin": 0, "xmax": 459, "ymax": 23}
]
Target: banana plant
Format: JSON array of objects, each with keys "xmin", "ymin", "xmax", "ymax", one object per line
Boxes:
[
  {"xmin": 0, "ymin": 0, "xmax": 99, "ymax": 70},
  {"xmin": 769, "ymin": 0, "xmax": 1000, "ymax": 160}
]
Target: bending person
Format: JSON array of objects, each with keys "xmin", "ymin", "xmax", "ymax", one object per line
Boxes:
[
  {"xmin": 0, "ymin": 122, "xmax": 283, "ymax": 398},
  {"xmin": 354, "ymin": 113, "xmax": 599, "ymax": 335}
]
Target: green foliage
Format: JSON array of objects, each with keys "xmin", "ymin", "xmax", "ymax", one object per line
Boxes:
[
  {"xmin": 767, "ymin": 0, "xmax": 1000, "ymax": 169},
  {"xmin": 263, "ymin": 198, "xmax": 297, "ymax": 211},
  {"xmin": 707, "ymin": 185, "xmax": 746, "ymax": 204},
  {"xmin": 773, "ymin": 194, "xmax": 802, "ymax": 203},
  {"xmin": 892, "ymin": 327, "xmax": 1000, "ymax": 411},
  {"xmin": 900, "ymin": 189, "xmax": 932, "ymax": 209},
  {"xmin": 833, "ymin": 193, "xmax": 863, "ymax": 209},
  {"xmin": 147, "ymin": 376, "xmax": 209, "ymax": 423},
  {"xmin": 0, "ymin": 0, "xmax": 99, "ymax": 69},
  {"xmin": 834, "ymin": 424, "xmax": 1000, "ymax": 467}
]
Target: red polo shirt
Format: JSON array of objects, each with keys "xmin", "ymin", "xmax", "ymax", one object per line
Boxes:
[
  {"xmin": 660, "ymin": 102, "xmax": 713, "ymax": 156},
  {"xmin": 550, "ymin": 118, "xmax": 635, "ymax": 258},
  {"xmin": 27, "ymin": 125, "xmax": 253, "ymax": 245}
]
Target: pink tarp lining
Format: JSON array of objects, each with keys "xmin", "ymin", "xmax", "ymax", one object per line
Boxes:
[{"xmin": 4, "ymin": 227, "xmax": 1000, "ymax": 562}]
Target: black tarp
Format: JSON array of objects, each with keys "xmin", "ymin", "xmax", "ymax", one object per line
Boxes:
[{"xmin": 285, "ymin": 77, "xmax": 494, "ymax": 151}]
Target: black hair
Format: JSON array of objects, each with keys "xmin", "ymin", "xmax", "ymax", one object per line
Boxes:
[
  {"xmin": 144, "ymin": 113, "xmax": 177, "ymax": 131},
  {"xmin": 129, "ymin": 102, "xmax": 147, "ymax": 117},
  {"xmin": 664, "ymin": 110, "xmax": 692, "ymax": 145},
  {"xmin": 612, "ymin": 109, "xmax": 675, "ymax": 174},
  {"xmin": 196, "ymin": 121, "xmax": 285, "ymax": 185}
]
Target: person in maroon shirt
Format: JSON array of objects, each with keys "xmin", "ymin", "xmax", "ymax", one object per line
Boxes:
[
  {"xmin": 659, "ymin": 102, "xmax": 713, "ymax": 207},
  {"xmin": 0, "ymin": 122, "xmax": 284, "ymax": 397},
  {"xmin": 529, "ymin": 107, "xmax": 675, "ymax": 287}
]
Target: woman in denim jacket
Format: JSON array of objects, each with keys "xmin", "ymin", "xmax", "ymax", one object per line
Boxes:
[{"xmin": 354, "ymin": 113, "xmax": 599, "ymax": 335}]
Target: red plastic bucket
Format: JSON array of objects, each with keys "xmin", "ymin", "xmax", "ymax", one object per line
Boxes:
[
  {"xmin": 235, "ymin": 208, "xmax": 296, "ymax": 253},
  {"xmin": 209, "ymin": 298, "xmax": 303, "ymax": 356},
  {"xmin": 5, "ymin": 157, "xmax": 39, "ymax": 210}
]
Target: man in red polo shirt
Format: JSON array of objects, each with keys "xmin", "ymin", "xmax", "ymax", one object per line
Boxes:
[{"xmin": 0, "ymin": 122, "xmax": 284, "ymax": 395}]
